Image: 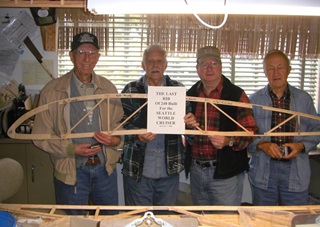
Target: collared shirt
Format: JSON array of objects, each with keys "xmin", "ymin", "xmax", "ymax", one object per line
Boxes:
[
  {"xmin": 73, "ymin": 74, "xmax": 96, "ymax": 125},
  {"xmin": 269, "ymin": 85, "xmax": 295, "ymax": 145},
  {"xmin": 192, "ymin": 77, "xmax": 257, "ymax": 161},
  {"xmin": 142, "ymin": 135, "xmax": 167, "ymax": 178},
  {"xmin": 72, "ymin": 74, "xmax": 106, "ymax": 167},
  {"xmin": 248, "ymin": 83, "xmax": 320, "ymax": 192},
  {"xmin": 142, "ymin": 75, "xmax": 167, "ymax": 178}
]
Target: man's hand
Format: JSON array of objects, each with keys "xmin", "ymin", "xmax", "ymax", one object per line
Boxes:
[
  {"xmin": 93, "ymin": 131, "xmax": 121, "ymax": 147},
  {"xmin": 75, "ymin": 143, "xmax": 101, "ymax": 157},
  {"xmin": 184, "ymin": 112, "xmax": 199, "ymax": 129},
  {"xmin": 281, "ymin": 142, "xmax": 305, "ymax": 159},
  {"xmin": 137, "ymin": 132, "xmax": 157, "ymax": 143},
  {"xmin": 208, "ymin": 135, "xmax": 229, "ymax": 149},
  {"xmin": 257, "ymin": 141, "xmax": 305, "ymax": 160},
  {"xmin": 257, "ymin": 141, "xmax": 282, "ymax": 159}
]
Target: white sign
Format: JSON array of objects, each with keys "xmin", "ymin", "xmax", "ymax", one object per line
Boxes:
[{"xmin": 147, "ymin": 86, "xmax": 186, "ymax": 134}]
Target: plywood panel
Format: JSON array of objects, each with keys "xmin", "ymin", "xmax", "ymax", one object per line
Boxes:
[{"xmin": 40, "ymin": 24, "xmax": 56, "ymax": 51}]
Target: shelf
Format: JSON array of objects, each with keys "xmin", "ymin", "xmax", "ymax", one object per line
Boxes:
[{"xmin": 0, "ymin": 0, "xmax": 85, "ymax": 8}]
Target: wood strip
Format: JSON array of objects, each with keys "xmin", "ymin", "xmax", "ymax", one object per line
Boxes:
[
  {"xmin": 169, "ymin": 207, "xmax": 239, "ymax": 227},
  {"xmin": 103, "ymin": 208, "xmax": 150, "ymax": 219},
  {"xmin": 3, "ymin": 204, "xmax": 319, "ymax": 227},
  {"xmin": 265, "ymin": 114, "xmax": 297, "ymax": 135},
  {"xmin": 210, "ymin": 101, "xmax": 252, "ymax": 133},
  {"xmin": 7, "ymin": 94, "xmax": 320, "ymax": 140},
  {"xmin": 238, "ymin": 209, "xmax": 254, "ymax": 226},
  {"xmin": 63, "ymin": 97, "xmax": 105, "ymax": 138},
  {"xmin": 239, "ymin": 208, "xmax": 293, "ymax": 226},
  {"xmin": 110, "ymin": 101, "xmax": 148, "ymax": 134},
  {"xmin": 1, "ymin": 204, "xmax": 320, "ymax": 213}
]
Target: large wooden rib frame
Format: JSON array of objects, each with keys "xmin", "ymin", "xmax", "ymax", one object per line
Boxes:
[
  {"xmin": 2, "ymin": 204, "xmax": 320, "ymax": 227},
  {"xmin": 7, "ymin": 93, "xmax": 320, "ymax": 140}
]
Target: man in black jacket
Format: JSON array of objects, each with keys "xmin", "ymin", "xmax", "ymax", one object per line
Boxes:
[{"xmin": 185, "ymin": 46, "xmax": 258, "ymax": 205}]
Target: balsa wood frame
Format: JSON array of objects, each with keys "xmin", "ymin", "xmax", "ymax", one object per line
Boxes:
[
  {"xmin": 0, "ymin": 203, "xmax": 320, "ymax": 227},
  {"xmin": 7, "ymin": 93, "xmax": 320, "ymax": 140}
]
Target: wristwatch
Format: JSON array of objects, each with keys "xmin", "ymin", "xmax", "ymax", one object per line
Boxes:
[{"xmin": 228, "ymin": 137, "xmax": 234, "ymax": 147}]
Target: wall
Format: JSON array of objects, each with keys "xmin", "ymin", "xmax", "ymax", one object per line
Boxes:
[{"xmin": 0, "ymin": 8, "xmax": 57, "ymax": 98}]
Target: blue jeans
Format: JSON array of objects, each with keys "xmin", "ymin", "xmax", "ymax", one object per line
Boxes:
[
  {"xmin": 123, "ymin": 174, "xmax": 179, "ymax": 206},
  {"xmin": 54, "ymin": 164, "xmax": 118, "ymax": 215},
  {"xmin": 251, "ymin": 159, "xmax": 309, "ymax": 206},
  {"xmin": 190, "ymin": 159, "xmax": 244, "ymax": 205}
]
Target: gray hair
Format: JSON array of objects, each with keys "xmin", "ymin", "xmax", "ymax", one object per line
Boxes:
[
  {"xmin": 263, "ymin": 49, "xmax": 290, "ymax": 67},
  {"xmin": 142, "ymin": 44, "xmax": 167, "ymax": 64}
]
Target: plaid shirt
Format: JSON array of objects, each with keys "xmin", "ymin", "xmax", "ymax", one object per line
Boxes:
[
  {"xmin": 192, "ymin": 77, "xmax": 258, "ymax": 161},
  {"xmin": 121, "ymin": 75, "xmax": 191, "ymax": 181},
  {"xmin": 269, "ymin": 85, "xmax": 296, "ymax": 145}
]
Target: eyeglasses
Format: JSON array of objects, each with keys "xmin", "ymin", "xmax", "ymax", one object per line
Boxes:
[
  {"xmin": 74, "ymin": 49, "xmax": 98, "ymax": 57},
  {"xmin": 198, "ymin": 61, "xmax": 220, "ymax": 70}
]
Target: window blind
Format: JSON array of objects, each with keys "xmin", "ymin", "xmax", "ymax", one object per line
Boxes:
[{"xmin": 57, "ymin": 14, "xmax": 319, "ymax": 110}]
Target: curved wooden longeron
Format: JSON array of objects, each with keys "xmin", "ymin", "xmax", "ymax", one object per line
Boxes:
[{"xmin": 7, "ymin": 93, "xmax": 320, "ymax": 140}]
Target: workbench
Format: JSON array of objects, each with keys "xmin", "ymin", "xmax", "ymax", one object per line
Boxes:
[{"xmin": 1, "ymin": 204, "xmax": 320, "ymax": 227}]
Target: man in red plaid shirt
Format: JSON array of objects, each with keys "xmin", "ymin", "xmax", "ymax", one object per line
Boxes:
[{"xmin": 185, "ymin": 46, "xmax": 258, "ymax": 206}]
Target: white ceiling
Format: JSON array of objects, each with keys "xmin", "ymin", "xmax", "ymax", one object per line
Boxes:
[{"xmin": 88, "ymin": 0, "xmax": 320, "ymax": 16}]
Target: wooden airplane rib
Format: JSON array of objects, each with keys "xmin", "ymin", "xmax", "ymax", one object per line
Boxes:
[
  {"xmin": 168, "ymin": 207, "xmax": 239, "ymax": 227},
  {"xmin": 62, "ymin": 97, "xmax": 106, "ymax": 139},
  {"xmin": 209, "ymin": 100, "xmax": 252, "ymax": 133},
  {"xmin": 2, "ymin": 203, "xmax": 320, "ymax": 227},
  {"xmin": 6, "ymin": 93, "xmax": 320, "ymax": 140},
  {"xmin": 110, "ymin": 101, "xmax": 148, "ymax": 135},
  {"xmin": 265, "ymin": 114, "xmax": 297, "ymax": 135}
]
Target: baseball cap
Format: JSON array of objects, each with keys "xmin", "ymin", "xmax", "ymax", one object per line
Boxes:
[
  {"xmin": 196, "ymin": 46, "xmax": 221, "ymax": 63},
  {"xmin": 71, "ymin": 32, "xmax": 99, "ymax": 51}
]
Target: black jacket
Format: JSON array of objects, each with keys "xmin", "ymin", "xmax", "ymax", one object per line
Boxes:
[{"xmin": 185, "ymin": 75, "xmax": 249, "ymax": 179}]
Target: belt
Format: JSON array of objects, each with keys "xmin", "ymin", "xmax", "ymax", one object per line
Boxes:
[
  {"xmin": 86, "ymin": 155, "xmax": 100, "ymax": 165},
  {"xmin": 271, "ymin": 158, "xmax": 291, "ymax": 162},
  {"xmin": 195, "ymin": 160, "xmax": 217, "ymax": 168}
]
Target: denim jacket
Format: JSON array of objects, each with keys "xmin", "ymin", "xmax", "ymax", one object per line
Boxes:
[
  {"xmin": 248, "ymin": 84, "xmax": 320, "ymax": 192},
  {"xmin": 120, "ymin": 75, "xmax": 191, "ymax": 181}
]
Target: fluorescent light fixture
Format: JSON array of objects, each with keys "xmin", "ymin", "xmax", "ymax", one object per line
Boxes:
[{"xmin": 88, "ymin": 0, "xmax": 320, "ymax": 16}]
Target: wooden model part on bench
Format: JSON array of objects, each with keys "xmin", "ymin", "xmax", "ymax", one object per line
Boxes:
[
  {"xmin": 0, "ymin": 204, "xmax": 320, "ymax": 227},
  {"xmin": 7, "ymin": 93, "xmax": 320, "ymax": 140}
]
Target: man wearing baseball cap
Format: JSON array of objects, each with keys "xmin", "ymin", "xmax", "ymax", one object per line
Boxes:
[
  {"xmin": 185, "ymin": 46, "xmax": 258, "ymax": 206},
  {"xmin": 32, "ymin": 32, "xmax": 124, "ymax": 214},
  {"xmin": 71, "ymin": 32, "xmax": 100, "ymax": 51}
]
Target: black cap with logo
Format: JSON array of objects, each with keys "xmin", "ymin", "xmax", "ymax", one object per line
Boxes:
[{"xmin": 71, "ymin": 32, "xmax": 99, "ymax": 51}]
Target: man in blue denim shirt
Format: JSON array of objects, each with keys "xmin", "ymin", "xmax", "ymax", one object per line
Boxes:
[{"xmin": 248, "ymin": 50, "xmax": 320, "ymax": 205}]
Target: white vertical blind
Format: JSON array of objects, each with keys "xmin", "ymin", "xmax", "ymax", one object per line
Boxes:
[{"xmin": 58, "ymin": 15, "xmax": 319, "ymax": 110}]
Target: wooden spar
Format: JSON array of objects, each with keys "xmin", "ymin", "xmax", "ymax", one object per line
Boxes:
[
  {"xmin": 62, "ymin": 97, "xmax": 106, "ymax": 139},
  {"xmin": 1, "ymin": 204, "xmax": 320, "ymax": 227},
  {"xmin": 169, "ymin": 207, "xmax": 239, "ymax": 227},
  {"xmin": 110, "ymin": 101, "xmax": 148, "ymax": 135},
  {"xmin": 6, "ymin": 93, "xmax": 320, "ymax": 140},
  {"xmin": 238, "ymin": 208, "xmax": 294, "ymax": 226},
  {"xmin": 209, "ymin": 100, "xmax": 252, "ymax": 133}
]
